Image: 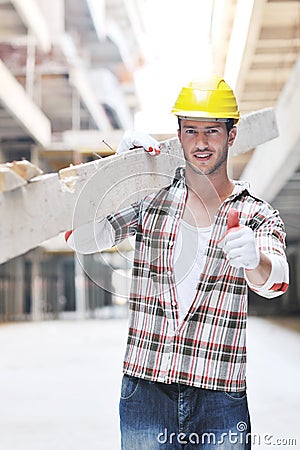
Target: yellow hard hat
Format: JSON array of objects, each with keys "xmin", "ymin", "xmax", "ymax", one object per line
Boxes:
[{"xmin": 171, "ymin": 75, "xmax": 240, "ymax": 123}]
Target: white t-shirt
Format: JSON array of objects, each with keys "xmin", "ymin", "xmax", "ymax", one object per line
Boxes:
[{"xmin": 173, "ymin": 220, "xmax": 212, "ymax": 322}]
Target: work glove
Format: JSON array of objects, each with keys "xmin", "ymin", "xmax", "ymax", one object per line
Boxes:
[
  {"xmin": 218, "ymin": 209, "xmax": 260, "ymax": 269},
  {"xmin": 116, "ymin": 131, "xmax": 160, "ymax": 156}
]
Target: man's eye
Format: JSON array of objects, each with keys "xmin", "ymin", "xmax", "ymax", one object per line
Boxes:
[
  {"xmin": 186, "ymin": 129, "xmax": 197, "ymax": 134},
  {"xmin": 206, "ymin": 129, "xmax": 218, "ymax": 134}
]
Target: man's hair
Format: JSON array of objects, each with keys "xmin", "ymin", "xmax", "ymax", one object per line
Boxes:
[{"xmin": 177, "ymin": 117, "xmax": 234, "ymax": 134}]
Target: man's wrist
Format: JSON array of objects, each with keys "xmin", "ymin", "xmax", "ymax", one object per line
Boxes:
[{"xmin": 244, "ymin": 251, "xmax": 271, "ymax": 286}]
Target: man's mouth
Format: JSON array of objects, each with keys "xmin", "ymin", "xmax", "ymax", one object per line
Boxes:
[{"xmin": 193, "ymin": 152, "xmax": 212, "ymax": 160}]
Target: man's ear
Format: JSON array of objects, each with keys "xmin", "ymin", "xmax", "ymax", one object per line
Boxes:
[{"xmin": 228, "ymin": 126, "xmax": 237, "ymax": 147}]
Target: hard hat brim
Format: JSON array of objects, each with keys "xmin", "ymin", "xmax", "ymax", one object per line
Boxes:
[{"xmin": 173, "ymin": 110, "xmax": 239, "ymax": 124}]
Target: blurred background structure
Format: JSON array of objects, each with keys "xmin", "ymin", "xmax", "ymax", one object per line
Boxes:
[{"xmin": 0, "ymin": 0, "xmax": 300, "ymax": 321}]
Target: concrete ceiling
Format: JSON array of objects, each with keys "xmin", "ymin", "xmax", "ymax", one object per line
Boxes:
[
  {"xmin": 213, "ymin": 0, "xmax": 299, "ymax": 113},
  {"xmin": 0, "ymin": 0, "xmax": 299, "ymax": 242},
  {"xmin": 0, "ymin": 0, "xmax": 142, "ymax": 165},
  {"xmin": 212, "ymin": 0, "xmax": 300, "ymax": 242}
]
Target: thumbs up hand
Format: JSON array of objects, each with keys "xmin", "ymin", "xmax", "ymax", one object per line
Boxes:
[{"xmin": 218, "ymin": 208, "xmax": 260, "ymax": 270}]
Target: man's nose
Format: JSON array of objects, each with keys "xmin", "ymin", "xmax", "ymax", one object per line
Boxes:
[{"xmin": 195, "ymin": 131, "xmax": 208, "ymax": 149}]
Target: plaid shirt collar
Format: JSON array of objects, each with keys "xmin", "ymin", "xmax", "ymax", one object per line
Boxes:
[{"xmin": 173, "ymin": 166, "xmax": 256, "ymax": 201}]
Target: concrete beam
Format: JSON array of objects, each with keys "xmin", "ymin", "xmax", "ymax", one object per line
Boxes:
[
  {"xmin": 88, "ymin": 69, "xmax": 134, "ymax": 129},
  {"xmin": 122, "ymin": 0, "xmax": 146, "ymax": 59},
  {"xmin": 38, "ymin": 0, "xmax": 65, "ymax": 43},
  {"xmin": 0, "ymin": 160, "xmax": 43, "ymax": 192},
  {"xmin": 0, "ymin": 108, "xmax": 278, "ymax": 263},
  {"xmin": 59, "ymin": 34, "xmax": 113, "ymax": 132},
  {"xmin": 0, "ymin": 144, "xmax": 181, "ymax": 264},
  {"xmin": 240, "ymin": 55, "xmax": 300, "ymax": 202},
  {"xmin": 69, "ymin": 67, "xmax": 113, "ymax": 131},
  {"xmin": 11, "ymin": 0, "xmax": 52, "ymax": 52},
  {"xmin": 86, "ymin": 0, "xmax": 106, "ymax": 41},
  {"xmin": 229, "ymin": 108, "xmax": 278, "ymax": 157},
  {"xmin": 0, "ymin": 60, "xmax": 51, "ymax": 147},
  {"xmin": 0, "ymin": 167, "xmax": 26, "ymax": 192},
  {"xmin": 224, "ymin": 0, "xmax": 266, "ymax": 92},
  {"xmin": 106, "ymin": 20, "xmax": 135, "ymax": 71}
]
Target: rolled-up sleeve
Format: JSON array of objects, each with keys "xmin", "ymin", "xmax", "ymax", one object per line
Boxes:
[
  {"xmin": 66, "ymin": 217, "xmax": 115, "ymax": 254},
  {"xmin": 66, "ymin": 201, "xmax": 140, "ymax": 254},
  {"xmin": 245, "ymin": 253, "xmax": 289, "ymax": 298},
  {"xmin": 246, "ymin": 207, "xmax": 289, "ymax": 298}
]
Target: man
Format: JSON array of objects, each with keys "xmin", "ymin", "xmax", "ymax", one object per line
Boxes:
[{"xmin": 66, "ymin": 76, "xmax": 289, "ymax": 449}]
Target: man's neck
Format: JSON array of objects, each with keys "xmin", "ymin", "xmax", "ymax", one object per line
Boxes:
[{"xmin": 185, "ymin": 164, "xmax": 234, "ymax": 203}]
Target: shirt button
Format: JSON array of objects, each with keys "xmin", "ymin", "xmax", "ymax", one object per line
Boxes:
[
  {"xmin": 169, "ymin": 241, "xmax": 174, "ymax": 248},
  {"xmin": 167, "ymin": 270, "xmax": 172, "ymax": 276},
  {"xmin": 172, "ymin": 301, "xmax": 177, "ymax": 307}
]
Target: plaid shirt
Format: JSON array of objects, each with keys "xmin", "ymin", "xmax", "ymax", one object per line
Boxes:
[{"xmin": 107, "ymin": 167, "xmax": 288, "ymax": 391}]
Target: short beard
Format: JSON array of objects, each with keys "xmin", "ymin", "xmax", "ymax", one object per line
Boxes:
[{"xmin": 186, "ymin": 143, "xmax": 229, "ymax": 176}]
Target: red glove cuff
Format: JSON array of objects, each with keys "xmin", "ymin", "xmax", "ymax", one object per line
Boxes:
[{"xmin": 65, "ymin": 230, "xmax": 73, "ymax": 242}]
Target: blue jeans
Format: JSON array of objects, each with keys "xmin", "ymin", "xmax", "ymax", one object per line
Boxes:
[{"xmin": 119, "ymin": 375, "xmax": 251, "ymax": 449}]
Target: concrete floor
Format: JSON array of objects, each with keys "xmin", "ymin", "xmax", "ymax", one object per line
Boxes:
[{"xmin": 0, "ymin": 316, "xmax": 299, "ymax": 450}]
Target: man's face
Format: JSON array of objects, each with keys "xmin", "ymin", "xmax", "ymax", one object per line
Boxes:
[{"xmin": 177, "ymin": 119, "xmax": 237, "ymax": 176}]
